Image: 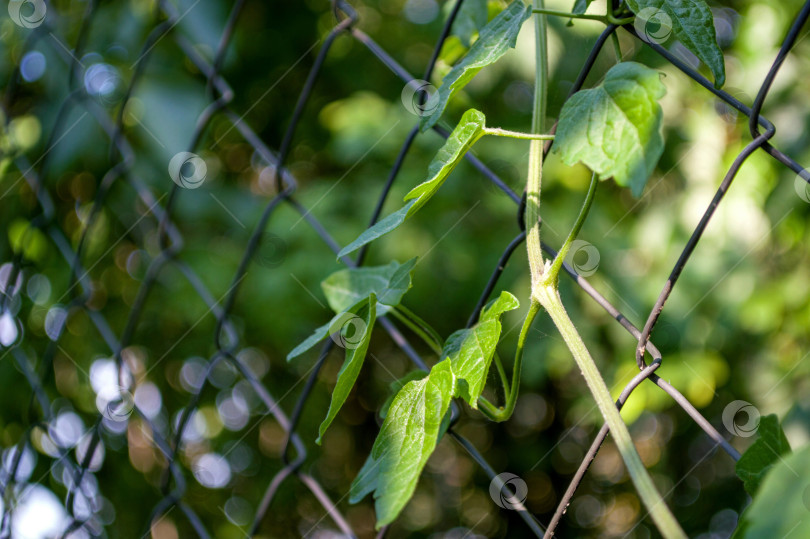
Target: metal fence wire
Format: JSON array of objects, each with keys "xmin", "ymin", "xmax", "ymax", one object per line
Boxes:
[{"xmin": 0, "ymin": 0, "xmax": 809, "ymax": 537}]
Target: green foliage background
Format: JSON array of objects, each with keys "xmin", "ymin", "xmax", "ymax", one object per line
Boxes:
[{"xmin": 1, "ymin": 0, "xmax": 809, "ymax": 537}]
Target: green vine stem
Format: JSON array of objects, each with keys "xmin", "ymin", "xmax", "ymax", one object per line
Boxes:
[
  {"xmin": 526, "ymin": 2, "xmax": 686, "ymax": 537},
  {"xmin": 526, "ymin": 0, "xmax": 549, "ymax": 291},
  {"xmin": 478, "ymin": 396, "xmax": 505, "ymax": 419},
  {"xmin": 504, "ymin": 300, "xmax": 540, "ymax": 416},
  {"xmin": 534, "ymin": 285, "xmax": 685, "ymax": 538},
  {"xmin": 607, "ymin": 13, "xmax": 635, "ymax": 26},
  {"xmin": 488, "ymin": 0, "xmax": 549, "ymax": 421}
]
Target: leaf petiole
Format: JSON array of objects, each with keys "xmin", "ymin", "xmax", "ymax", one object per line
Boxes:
[
  {"xmin": 529, "ymin": 8, "xmax": 633, "ymax": 26},
  {"xmin": 531, "ymin": 8, "xmax": 607, "ymax": 23},
  {"xmin": 483, "ymin": 127, "xmax": 554, "ymax": 140},
  {"xmin": 504, "ymin": 300, "xmax": 541, "ymax": 416},
  {"xmin": 491, "ymin": 351, "xmax": 510, "ymax": 397},
  {"xmin": 477, "ymin": 396, "xmax": 506, "ymax": 421},
  {"xmin": 390, "ymin": 305, "xmax": 444, "ymax": 356}
]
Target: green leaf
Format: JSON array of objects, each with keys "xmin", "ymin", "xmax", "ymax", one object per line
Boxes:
[
  {"xmin": 443, "ymin": 325, "xmax": 497, "ymax": 407},
  {"xmin": 287, "ymin": 296, "xmax": 377, "ymax": 361},
  {"xmin": 437, "ymin": 35, "xmax": 468, "ymax": 67},
  {"xmin": 289, "ymin": 258, "xmax": 417, "ymax": 362},
  {"xmin": 348, "ymin": 439, "xmax": 381, "ymax": 505},
  {"xmin": 349, "ymin": 359, "xmax": 456, "ymax": 528},
  {"xmin": 572, "ymin": 0, "xmax": 593, "ymax": 15},
  {"xmin": 321, "ymin": 258, "xmax": 418, "ymax": 315},
  {"xmin": 351, "ymin": 292, "xmax": 518, "ymax": 527},
  {"xmin": 316, "ymin": 295, "xmax": 377, "ymax": 444},
  {"xmin": 337, "ymin": 202, "xmax": 414, "ymax": 260},
  {"xmin": 338, "ymin": 110, "xmax": 486, "ymax": 258},
  {"xmin": 735, "ymin": 414, "xmax": 791, "ymax": 496},
  {"xmin": 379, "ymin": 370, "xmax": 428, "ymax": 419},
  {"xmin": 286, "ymin": 319, "xmax": 332, "ymax": 361},
  {"xmin": 733, "ymin": 443, "xmax": 810, "ymax": 538},
  {"xmin": 480, "ymin": 290, "xmax": 521, "ymax": 322},
  {"xmin": 444, "ymin": 291, "xmax": 519, "ymax": 408},
  {"xmin": 626, "ymin": 0, "xmax": 725, "ymax": 88},
  {"xmin": 420, "ymin": 1, "xmax": 530, "ymax": 131},
  {"xmin": 554, "ymin": 61, "xmax": 666, "ymax": 197},
  {"xmin": 404, "ymin": 109, "xmax": 485, "ymax": 212},
  {"xmin": 451, "ymin": 0, "xmax": 488, "ymax": 47}
]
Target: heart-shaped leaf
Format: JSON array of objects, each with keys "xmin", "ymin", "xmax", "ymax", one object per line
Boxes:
[{"xmin": 554, "ymin": 61, "xmax": 666, "ymax": 197}]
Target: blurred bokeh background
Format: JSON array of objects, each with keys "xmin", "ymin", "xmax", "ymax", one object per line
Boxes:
[{"xmin": 1, "ymin": 0, "xmax": 810, "ymax": 537}]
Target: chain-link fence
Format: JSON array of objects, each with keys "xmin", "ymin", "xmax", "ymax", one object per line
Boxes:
[{"xmin": 1, "ymin": 0, "xmax": 809, "ymax": 537}]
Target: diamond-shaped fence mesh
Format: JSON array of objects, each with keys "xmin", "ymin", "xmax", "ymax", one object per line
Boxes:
[{"xmin": 1, "ymin": 0, "xmax": 809, "ymax": 537}]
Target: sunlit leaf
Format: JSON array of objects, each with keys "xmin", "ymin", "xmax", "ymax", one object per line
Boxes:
[
  {"xmin": 404, "ymin": 109, "xmax": 485, "ymax": 212},
  {"xmin": 735, "ymin": 414, "xmax": 791, "ymax": 495},
  {"xmin": 420, "ymin": 1, "xmax": 530, "ymax": 131},
  {"xmin": 339, "ymin": 110, "xmax": 486, "ymax": 258},
  {"xmin": 379, "ymin": 369, "xmax": 428, "ymax": 419},
  {"xmin": 349, "ymin": 359, "xmax": 456, "ymax": 528},
  {"xmin": 445, "ymin": 291, "xmax": 519, "ymax": 408},
  {"xmin": 626, "ymin": 0, "xmax": 725, "ymax": 87},
  {"xmin": 554, "ymin": 61, "xmax": 666, "ymax": 197},
  {"xmin": 437, "ymin": 35, "xmax": 468, "ymax": 67},
  {"xmin": 351, "ymin": 291, "xmax": 518, "ymax": 527},
  {"xmin": 317, "ymin": 295, "xmax": 377, "ymax": 444},
  {"xmin": 480, "ymin": 290, "xmax": 521, "ymax": 322}
]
